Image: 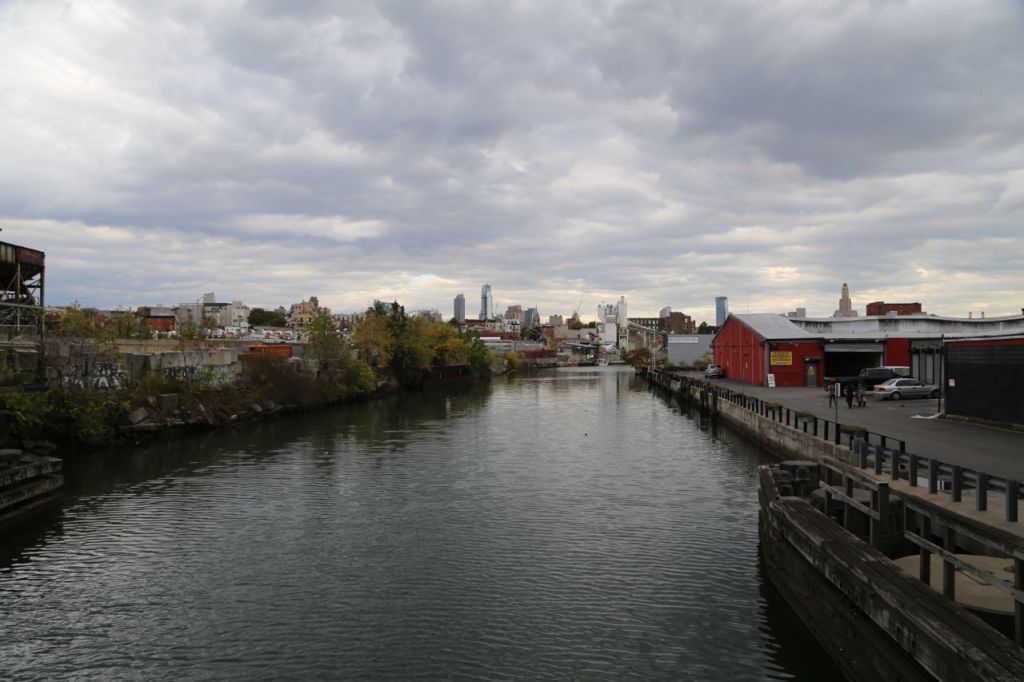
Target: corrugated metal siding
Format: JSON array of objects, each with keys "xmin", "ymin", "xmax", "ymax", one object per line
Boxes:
[{"xmin": 946, "ymin": 345, "xmax": 1024, "ymax": 425}]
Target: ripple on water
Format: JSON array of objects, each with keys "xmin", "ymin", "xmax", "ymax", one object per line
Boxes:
[{"xmin": 0, "ymin": 369, "xmax": 835, "ymax": 681}]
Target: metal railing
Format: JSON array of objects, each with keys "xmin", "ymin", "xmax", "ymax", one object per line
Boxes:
[
  {"xmin": 649, "ymin": 369, "xmax": 1024, "ymax": 645},
  {"xmin": 659, "ymin": 371, "xmax": 1022, "ymax": 522}
]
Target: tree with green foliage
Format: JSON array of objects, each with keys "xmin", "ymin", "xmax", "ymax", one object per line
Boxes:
[
  {"xmin": 304, "ymin": 308, "xmax": 375, "ymax": 395},
  {"xmin": 107, "ymin": 311, "xmax": 152, "ymax": 339},
  {"xmin": 249, "ymin": 307, "xmax": 288, "ymax": 328},
  {"xmin": 622, "ymin": 347, "xmax": 652, "ymax": 368},
  {"xmin": 305, "ymin": 309, "xmax": 343, "ymax": 371},
  {"xmin": 353, "ymin": 300, "xmax": 492, "ymax": 385},
  {"xmin": 697, "ymin": 321, "xmax": 717, "ymax": 334}
]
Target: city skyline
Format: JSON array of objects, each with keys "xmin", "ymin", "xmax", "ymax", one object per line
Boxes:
[{"xmin": 2, "ymin": 2, "xmax": 1022, "ymax": 322}]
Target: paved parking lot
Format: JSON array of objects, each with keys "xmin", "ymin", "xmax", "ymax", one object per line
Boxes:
[{"xmin": 694, "ymin": 373, "xmax": 1024, "ymax": 481}]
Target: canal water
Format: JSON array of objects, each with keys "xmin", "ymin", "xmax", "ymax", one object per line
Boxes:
[{"xmin": 1, "ymin": 368, "xmax": 839, "ymax": 680}]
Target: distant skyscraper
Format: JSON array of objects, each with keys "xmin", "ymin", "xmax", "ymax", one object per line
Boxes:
[
  {"xmin": 715, "ymin": 297, "xmax": 729, "ymax": 327},
  {"xmin": 524, "ymin": 307, "xmax": 540, "ymax": 329},
  {"xmin": 480, "ymin": 284, "xmax": 494, "ymax": 320},
  {"xmin": 659, "ymin": 306, "xmax": 672, "ymax": 318},
  {"xmin": 832, "ymin": 283, "xmax": 858, "ymax": 318},
  {"xmin": 454, "ymin": 294, "xmax": 466, "ymax": 323}
]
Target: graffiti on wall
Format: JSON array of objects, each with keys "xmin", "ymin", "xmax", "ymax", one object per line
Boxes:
[
  {"xmin": 64, "ymin": 361, "xmax": 128, "ymax": 390},
  {"xmin": 164, "ymin": 365, "xmax": 201, "ymax": 383}
]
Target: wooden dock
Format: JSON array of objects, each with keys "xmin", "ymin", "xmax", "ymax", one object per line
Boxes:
[{"xmin": 648, "ymin": 369, "xmax": 1024, "ymax": 680}]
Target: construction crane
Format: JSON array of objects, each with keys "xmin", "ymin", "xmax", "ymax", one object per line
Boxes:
[{"xmin": 573, "ymin": 296, "xmax": 583, "ymax": 321}]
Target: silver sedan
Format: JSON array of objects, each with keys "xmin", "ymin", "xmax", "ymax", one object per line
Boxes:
[{"xmin": 873, "ymin": 378, "xmax": 940, "ymax": 400}]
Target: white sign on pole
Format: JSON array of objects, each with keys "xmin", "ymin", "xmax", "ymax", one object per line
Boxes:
[{"xmin": 767, "ymin": 374, "xmax": 776, "ymax": 388}]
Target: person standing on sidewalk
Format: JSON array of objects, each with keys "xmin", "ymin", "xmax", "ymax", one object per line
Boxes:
[
  {"xmin": 855, "ymin": 383, "xmax": 865, "ymax": 408},
  {"xmin": 845, "ymin": 382, "xmax": 855, "ymax": 409},
  {"xmin": 828, "ymin": 382, "xmax": 836, "ymax": 408}
]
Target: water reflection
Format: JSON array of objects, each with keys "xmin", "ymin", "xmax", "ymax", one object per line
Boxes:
[{"xmin": 1, "ymin": 367, "xmax": 838, "ymax": 680}]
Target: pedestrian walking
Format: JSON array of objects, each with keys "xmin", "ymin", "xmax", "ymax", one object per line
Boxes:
[
  {"xmin": 828, "ymin": 382, "xmax": 836, "ymax": 407},
  {"xmin": 855, "ymin": 384, "xmax": 865, "ymax": 408},
  {"xmin": 845, "ymin": 383, "xmax": 854, "ymax": 409}
]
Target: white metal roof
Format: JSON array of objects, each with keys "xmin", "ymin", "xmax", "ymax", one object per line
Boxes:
[{"xmin": 730, "ymin": 313, "xmax": 817, "ymax": 340}]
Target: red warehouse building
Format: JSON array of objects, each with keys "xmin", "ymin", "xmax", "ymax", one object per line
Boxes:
[
  {"xmin": 712, "ymin": 313, "xmax": 825, "ymax": 387},
  {"xmin": 713, "ymin": 312, "xmax": 1024, "ymax": 389}
]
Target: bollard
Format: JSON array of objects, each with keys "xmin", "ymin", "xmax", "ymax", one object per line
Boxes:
[
  {"xmin": 951, "ymin": 466, "xmax": 962, "ymax": 503},
  {"xmin": 919, "ymin": 516, "xmax": 932, "ymax": 585},
  {"xmin": 891, "ymin": 451, "xmax": 900, "ymax": 482},
  {"xmin": 873, "ymin": 443, "xmax": 883, "ymax": 475},
  {"xmin": 977, "ymin": 472, "xmax": 988, "ymax": 512},
  {"xmin": 1008, "ymin": 481, "xmax": 1020, "ymax": 523},
  {"xmin": 928, "ymin": 459, "xmax": 939, "ymax": 494},
  {"xmin": 943, "ymin": 526, "xmax": 956, "ymax": 599},
  {"xmin": 908, "ymin": 454, "xmax": 918, "ymax": 487},
  {"xmin": 813, "ymin": 417, "xmax": 818, "ymax": 437},
  {"xmin": 1016, "ymin": 559, "xmax": 1024, "ymax": 646},
  {"xmin": 871, "ymin": 483, "xmax": 890, "ymax": 549}
]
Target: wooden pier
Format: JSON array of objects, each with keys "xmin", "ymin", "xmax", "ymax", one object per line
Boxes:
[{"xmin": 647, "ymin": 369, "xmax": 1024, "ymax": 681}]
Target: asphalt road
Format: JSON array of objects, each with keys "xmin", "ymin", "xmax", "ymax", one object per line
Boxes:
[{"xmin": 695, "ymin": 374, "xmax": 1024, "ymax": 481}]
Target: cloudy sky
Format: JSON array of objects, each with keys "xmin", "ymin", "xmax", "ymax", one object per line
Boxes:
[{"xmin": 2, "ymin": 0, "xmax": 1022, "ymax": 322}]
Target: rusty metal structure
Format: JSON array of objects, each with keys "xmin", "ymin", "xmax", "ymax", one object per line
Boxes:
[{"xmin": 0, "ymin": 239, "xmax": 45, "ymax": 336}]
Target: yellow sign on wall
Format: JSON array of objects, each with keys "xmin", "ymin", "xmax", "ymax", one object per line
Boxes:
[{"xmin": 770, "ymin": 351, "xmax": 793, "ymax": 366}]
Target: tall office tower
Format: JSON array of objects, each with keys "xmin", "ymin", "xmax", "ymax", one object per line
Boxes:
[
  {"xmin": 659, "ymin": 306, "xmax": 672, "ymax": 318},
  {"xmin": 832, "ymin": 283, "xmax": 858, "ymax": 318},
  {"xmin": 524, "ymin": 307, "xmax": 540, "ymax": 329},
  {"xmin": 480, "ymin": 284, "xmax": 494, "ymax": 320},
  {"xmin": 715, "ymin": 296, "xmax": 729, "ymax": 327},
  {"xmin": 454, "ymin": 294, "xmax": 466, "ymax": 323}
]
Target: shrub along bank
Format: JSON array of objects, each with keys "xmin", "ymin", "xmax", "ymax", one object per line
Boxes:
[{"xmin": 0, "ymin": 300, "xmax": 494, "ymax": 451}]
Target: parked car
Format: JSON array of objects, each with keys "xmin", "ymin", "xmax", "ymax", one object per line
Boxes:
[
  {"xmin": 705, "ymin": 364, "xmax": 724, "ymax": 378},
  {"xmin": 873, "ymin": 378, "xmax": 940, "ymax": 400},
  {"xmin": 824, "ymin": 366, "xmax": 911, "ymax": 392}
]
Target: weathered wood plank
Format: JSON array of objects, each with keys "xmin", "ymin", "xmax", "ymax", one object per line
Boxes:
[{"xmin": 768, "ymin": 496, "xmax": 1024, "ymax": 680}]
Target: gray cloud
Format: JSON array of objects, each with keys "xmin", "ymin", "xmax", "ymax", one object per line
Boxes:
[{"xmin": 1, "ymin": 0, "xmax": 1022, "ymax": 322}]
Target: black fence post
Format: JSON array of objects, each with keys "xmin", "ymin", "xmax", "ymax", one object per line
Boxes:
[
  {"xmin": 928, "ymin": 459, "xmax": 939, "ymax": 495},
  {"xmin": 1008, "ymin": 481, "xmax": 1019, "ymax": 523},
  {"xmin": 951, "ymin": 465, "xmax": 962, "ymax": 503},
  {"xmin": 908, "ymin": 454, "xmax": 918, "ymax": 487},
  {"xmin": 977, "ymin": 472, "xmax": 988, "ymax": 512}
]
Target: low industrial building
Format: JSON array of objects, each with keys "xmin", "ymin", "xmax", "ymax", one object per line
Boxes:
[
  {"xmin": 712, "ymin": 312, "xmax": 1024, "ymax": 389},
  {"xmin": 665, "ymin": 334, "xmax": 713, "ymax": 367}
]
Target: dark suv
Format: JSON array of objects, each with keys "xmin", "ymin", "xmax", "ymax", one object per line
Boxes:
[{"xmin": 858, "ymin": 367, "xmax": 909, "ymax": 390}]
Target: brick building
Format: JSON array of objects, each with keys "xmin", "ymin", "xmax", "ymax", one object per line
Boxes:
[{"xmin": 865, "ymin": 301, "xmax": 923, "ymax": 316}]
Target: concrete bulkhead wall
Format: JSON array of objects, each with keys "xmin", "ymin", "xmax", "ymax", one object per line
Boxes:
[
  {"xmin": 682, "ymin": 381, "xmax": 848, "ymax": 463},
  {"xmin": 666, "ymin": 375, "xmax": 1024, "ymax": 681}
]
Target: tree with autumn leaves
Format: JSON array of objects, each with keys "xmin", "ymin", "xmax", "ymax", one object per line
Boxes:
[{"xmin": 352, "ymin": 300, "xmax": 491, "ymax": 386}]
